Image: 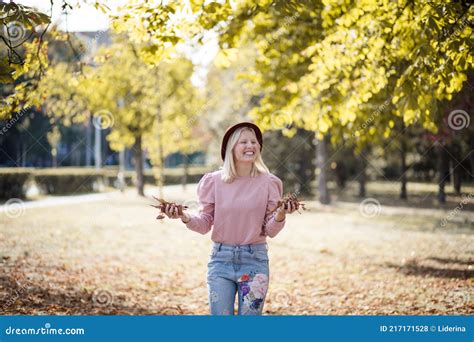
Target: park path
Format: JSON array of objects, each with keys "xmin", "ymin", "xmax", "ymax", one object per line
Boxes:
[
  {"xmin": 0, "ymin": 193, "xmax": 113, "ymax": 212},
  {"xmin": 0, "ymin": 184, "xmax": 190, "ymax": 212}
]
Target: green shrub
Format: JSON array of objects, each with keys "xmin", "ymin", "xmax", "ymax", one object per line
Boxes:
[
  {"xmin": 0, "ymin": 166, "xmax": 210, "ymax": 197},
  {"xmin": 105, "ymin": 167, "xmax": 208, "ymax": 186},
  {"xmin": 34, "ymin": 168, "xmax": 106, "ymax": 195},
  {"xmin": 0, "ymin": 168, "xmax": 32, "ymax": 200}
]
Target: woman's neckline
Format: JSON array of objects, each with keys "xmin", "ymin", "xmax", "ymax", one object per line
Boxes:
[{"xmin": 235, "ymin": 172, "xmax": 264, "ymax": 179}]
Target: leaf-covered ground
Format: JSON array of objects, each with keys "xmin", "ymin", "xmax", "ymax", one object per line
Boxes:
[{"xmin": 0, "ymin": 185, "xmax": 472, "ymax": 315}]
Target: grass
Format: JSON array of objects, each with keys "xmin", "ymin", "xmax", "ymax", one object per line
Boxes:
[{"xmin": 327, "ymin": 180, "xmax": 474, "ymax": 211}]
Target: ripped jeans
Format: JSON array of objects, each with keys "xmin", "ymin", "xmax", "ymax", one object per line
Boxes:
[{"xmin": 207, "ymin": 242, "xmax": 270, "ymax": 315}]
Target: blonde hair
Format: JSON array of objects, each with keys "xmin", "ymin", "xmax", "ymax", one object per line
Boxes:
[{"xmin": 220, "ymin": 127, "xmax": 270, "ymax": 183}]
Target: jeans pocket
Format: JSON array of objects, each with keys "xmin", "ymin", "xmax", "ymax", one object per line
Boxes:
[
  {"xmin": 210, "ymin": 248, "xmax": 233, "ymax": 260},
  {"xmin": 252, "ymin": 250, "xmax": 269, "ymax": 262},
  {"xmin": 210, "ymin": 245, "xmax": 221, "ymax": 257}
]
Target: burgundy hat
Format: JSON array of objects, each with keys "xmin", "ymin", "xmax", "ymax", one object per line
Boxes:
[{"xmin": 221, "ymin": 122, "xmax": 263, "ymax": 161}]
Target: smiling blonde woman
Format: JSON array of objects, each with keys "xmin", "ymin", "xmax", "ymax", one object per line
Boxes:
[{"xmin": 163, "ymin": 122, "xmax": 299, "ymax": 315}]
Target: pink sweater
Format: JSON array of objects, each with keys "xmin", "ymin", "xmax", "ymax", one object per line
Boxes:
[{"xmin": 185, "ymin": 170, "xmax": 286, "ymax": 245}]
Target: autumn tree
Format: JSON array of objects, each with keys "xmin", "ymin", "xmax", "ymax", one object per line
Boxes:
[{"xmin": 185, "ymin": 0, "xmax": 473, "ymax": 203}]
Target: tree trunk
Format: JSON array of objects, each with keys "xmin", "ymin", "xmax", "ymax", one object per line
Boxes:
[
  {"xmin": 451, "ymin": 141, "xmax": 462, "ymax": 195},
  {"xmin": 335, "ymin": 161, "xmax": 346, "ymax": 190},
  {"xmin": 399, "ymin": 123, "xmax": 408, "ymax": 200},
  {"xmin": 94, "ymin": 124, "xmax": 102, "ymax": 170},
  {"xmin": 85, "ymin": 115, "xmax": 92, "ymax": 167},
  {"xmin": 316, "ymin": 134, "xmax": 330, "ymax": 204},
  {"xmin": 297, "ymin": 129, "xmax": 313, "ymax": 196},
  {"xmin": 158, "ymin": 141, "xmax": 164, "ymax": 198},
  {"xmin": 117, "ymin": 149, "xmax": 125, "ymax": 193},
  {"xmin": 51, "ymin": 148, "xmax": 57, "ymax": 168},
  {"xmin": 133, "ymin": 135, "xmax": 145, "ymax": 196},
  {"xmin": 17, "ymin": 133, "xmax": 23, "ymax": 166},
  {"xmin": 437, "ymin": 143, "xmax": 450, "ymax": 204},
  {"xmin": 181, "ymin": 154, "xmax": 189, "ymax": 190},
  {"xmin": 21, "ymin": 137, "xmax": 27, "ymax": 167},
  {"xmin": 156, "ymin": 110, "xmax": 165, "ymax": 198},
  {"xmin": 358, "ymin": 148, "xmax": 367, "ymax": 198},
  {"xmin": 470, "ymin": 135, "xmax": 474, "ymax": 178},
  {"xmin": 400, "ymin": 140, "xmax": 408, "ymax": 200}
]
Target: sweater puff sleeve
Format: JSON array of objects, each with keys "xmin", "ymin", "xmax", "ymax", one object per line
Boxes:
[
  {"xmin": 261, "ymin": 173, "xmax": 286, "ymax": 238},
  {"xmin": 185, "ymin": 172, "xmax": 215, "ymax": 235}
]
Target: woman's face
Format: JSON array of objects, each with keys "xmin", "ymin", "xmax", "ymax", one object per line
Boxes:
[{"xmin": 233, "ymin": 129, "xmax": 260, "ymax": 164}]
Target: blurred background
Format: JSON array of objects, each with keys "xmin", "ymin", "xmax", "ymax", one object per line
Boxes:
[{"xmin": 0, "ymin": 0, "xmax": 472, "ymax": 315}]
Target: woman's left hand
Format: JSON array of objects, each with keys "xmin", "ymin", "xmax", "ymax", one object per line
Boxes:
[{"xmin": 274, "ymin": 201, "xmax": 299, "ymax": 222}]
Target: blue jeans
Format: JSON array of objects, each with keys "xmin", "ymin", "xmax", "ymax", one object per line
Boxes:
[{"xmin": 207, "ymin": 242, "xmax": 270, "ymax": 315}]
